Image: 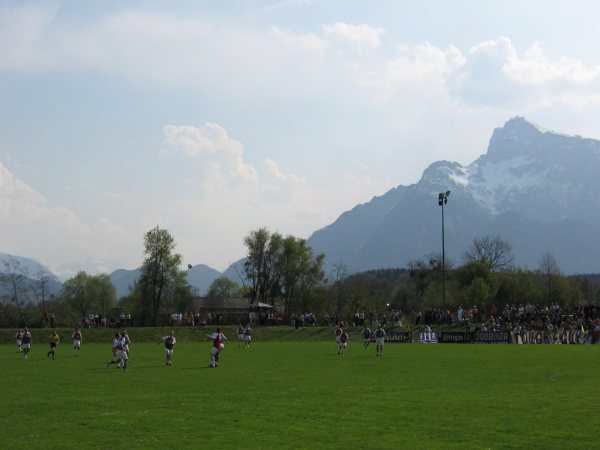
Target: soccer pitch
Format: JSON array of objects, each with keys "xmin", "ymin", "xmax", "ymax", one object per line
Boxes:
[{"xmin": 1, "ymin": 338, "xmax": 598, "ymax": 449}]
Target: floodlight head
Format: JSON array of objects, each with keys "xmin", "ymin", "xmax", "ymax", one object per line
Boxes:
[{"xmin": 446, "ymin": 190, "xmax": 451, "ymax": 197}]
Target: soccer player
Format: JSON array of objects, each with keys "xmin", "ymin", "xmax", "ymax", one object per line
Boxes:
[
  {"xmin": 338, "ymin": 328, "xmax": 349, "ymax": 355},
  {"xmin": 114, "ymin": 332, "xmax": 129, "ymax": 371},
  {"xmin": 22, "ymin": 328, "xmax": 32, "ymax": 360},
  {"xmin": 362, "ymin": 326, "xmax": 372, "ymax": 350},
  {"xmin": 72, "ymin": 327, "xmax": 83, "ymax": 356},
  {"xmin": 334, "ymin": 323, "xmax": 343, "ymax": 350},
  {"xmin": 243, "ymin": 324, "xmax": 252, "ymax": 348},
  {"xmin": 206, "ymin": 327, "xmax": 228, "ymax": 368},
  {"xmin": 374, "ymin": 325, "xmax": 386, "ymax": 356},
  {"xmin": 160, "ymin": 331, "xmax": 176, "ymax": 366},
  {"xmin": 107, "ymin": 332, "xmax": 121, "ymax": 367},
  {"xmin": 47, "ymin": 329, "xmax": 60, "ymax": 359},
  {"xmin": 121, "ymin": 329, "xmax": 131, "ymax": 357},
  {"xmin": 237, "ymin": 324, "xmax": 245, "ymax": 347},
  {"xmin": 15, "ymin": 329, "xmax": 24, "ymax": 353}
]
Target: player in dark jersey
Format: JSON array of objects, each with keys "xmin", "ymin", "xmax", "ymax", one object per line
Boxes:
[
  {"xmin": 72, "ymin": 328, "xmax": 82, "ymax": 356},
  {"xmin": 243, "ymin": 325, "xmax": 252, "ymax": 348},
  {"xmin": 160, "ymin": 331, "xmax": 177, "ymax": 366},
  {"xmin": 22, "ymin": 328, "xmax": 32, "ymax": 360},
  {"xmin": 47, "ymin": 329, "xmax": 60, "ymax": 359},
  {"xmin": 15, "ymin": 329, "xmax": 24, "ymax": 353},
  {"xmin": 362, "ymin": 326, "xmax": 372, "ymax": 349}
]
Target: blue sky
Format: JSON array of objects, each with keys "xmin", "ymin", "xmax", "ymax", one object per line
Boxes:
[{"xmin": 2, "ymin": 0, "xmax": 600, "ymax": 276}]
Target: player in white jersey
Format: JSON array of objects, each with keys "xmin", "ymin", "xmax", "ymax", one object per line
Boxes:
[
  {"xmin": 206, "ymin": 327, "xmax": 228, "ymax": 368},
  {"xmin": 374, "ymin": 325, "xmax": 386, "ymax": 356}
]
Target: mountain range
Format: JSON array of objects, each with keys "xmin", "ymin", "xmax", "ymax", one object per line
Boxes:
[
  {"xmin": 307, "ymin": 117, "xmax": 600, "ymax": 274},
  {"xmin": 3, "ymin": 117, "xmax": 600, "ymax": 302}
]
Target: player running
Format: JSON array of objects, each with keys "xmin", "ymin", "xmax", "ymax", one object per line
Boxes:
[
  {"xmin": 338, "ymin": 328, "xmax": 349, "ymax": 355},
  {"xmin": 107, "ymin": 333, "xmax": 121, "ymax": 367},
  {"xmin": 47, "ymin": 329, "xmax": 60, "ymax": 359},
  {"xmin": 237, "ymin": 324, "xmax": 245, "ymax": 347},
  {"xmin": 362, "ymin": 326, "xmax": 372, "ymax": 350},
  {"xmin": 334, "ymin": 323, "xmax": 343, "ymax": 350},
  {"xmin": 374, "ymin": 325, "xmax": 386, "ymax": 356},
  {"xmin": 113, "ymin": 332, "xmax": 129, "ymax": 371},
  {"xmin": 72, "ymin": 328, "xmax": 82, "ymax": 356},
  {"xmin": 121, "ymin": 329, "xmax": 131, "ymax": 357},
  {"xmin": 160, "ymin": 331, "xmax": 177, "ymax": 366},
  {"xmin": 206, "ymin": 327, "xmax": 228, "ymax": 368},
  {"xmin": 15, "ymin": 329, "xmax": 24, "ymax": 353},
  {"xmin": 243, "ymin": 324, "xmax": 252, "ymax": 348},
  {"xmin": 22, "ymin": 328, "xmax": 32, "ymax": 360}
]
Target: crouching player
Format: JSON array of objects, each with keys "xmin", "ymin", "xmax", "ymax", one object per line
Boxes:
[
  {"xmin": 160, "ymin": 331, "xmax": 176, "ymax": 366},
  {"xmin": 206, "ymin": 327, "xmax": 227, "ymax": 368}
]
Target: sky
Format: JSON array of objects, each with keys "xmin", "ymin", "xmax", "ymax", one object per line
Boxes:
[{"xmin": 2, "ymin": 0, "xmax": 600, "ymax": 277}]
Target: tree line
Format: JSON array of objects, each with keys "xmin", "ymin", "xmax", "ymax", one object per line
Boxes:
[{"xmin": 2, "ymin": 228, "xmax": 600, "ymax": 328}]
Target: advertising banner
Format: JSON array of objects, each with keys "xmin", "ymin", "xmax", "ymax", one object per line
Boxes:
[
  {"xmin": 384, "ymin": 331, "xmax": 412, "ymax": 343},
  {"xmin": 418, "ymin": 331, "xmax": 438, "ymax": 343},
  {"xmin": 438, "ymin": 331, "xmax": 472, "ymax": 343}
]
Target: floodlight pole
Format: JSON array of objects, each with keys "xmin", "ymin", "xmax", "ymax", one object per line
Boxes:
[{"xmin": 438, "ymin": 191, "xmax": 450, "ymax": 325}]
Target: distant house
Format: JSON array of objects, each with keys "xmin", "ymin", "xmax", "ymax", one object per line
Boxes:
[{"xmin": 195, "ymin": 296, "xmax": 277, "ymax": 325}]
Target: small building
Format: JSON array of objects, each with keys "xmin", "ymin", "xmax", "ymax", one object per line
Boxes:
[{"xmin": 195, "ymin": 296, "xmax": 277, "ymax": 325}]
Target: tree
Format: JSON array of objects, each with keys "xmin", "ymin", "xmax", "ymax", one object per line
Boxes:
[
  {"xmin": 279, "ymin": 236, "xmax": 325, "ymax": 316},
  {"xmin": 208, "ymin": 277, "xmax": 241, "ymax": 299},
  {"xmin": 0, "ymin": 257, "xmax": 30, "ymax": 326},
  {"xmin": 539, "ymin": 253, "xmax": 560, "ymax": 302},
  {"xmin": 462, "ymin": 235, "xmax": 514, "ymax": 272},
  {"xmin": 331, "ymin": 261, "xmax": 348, "ymax": 320},
  {"xmin": 62, "ymin": 272, "xmax": 92, "ymax": 317},
  {"xmin": 243, "ymin": 228, "xmax": 284, "ymax": 304},
  {"xmin": 136, "ymin": 226, "xmax": 187, "ymax": 326},
  {"xmin": 62, "ymin": 272, "xmax": 117, "ymax": 319}
]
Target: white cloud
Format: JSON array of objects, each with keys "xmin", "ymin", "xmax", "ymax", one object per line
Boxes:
[
  {"xmin": 0, "ymin": 162, "xmax": 138, "ymax": 275},
  {"xmin": 164, "ymin": 122, "xmax": 258, "ymax": 190},
  {"xmin": 322, "ymin": 23, "xmax": 385, "ymax": 49},
  {"xmin": 504, "ymin": 42, "xmax": 600, "ymax": 85}
]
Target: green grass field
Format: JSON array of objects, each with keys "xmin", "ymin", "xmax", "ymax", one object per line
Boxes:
[{"xmin": 1, "ymin": 328, "xmax": 599, "ymax": 449}]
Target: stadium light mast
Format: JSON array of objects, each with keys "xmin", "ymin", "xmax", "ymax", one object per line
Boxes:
[{"xmin": 438, "ymin": 190, "xmax": 450, "ymax": 325}]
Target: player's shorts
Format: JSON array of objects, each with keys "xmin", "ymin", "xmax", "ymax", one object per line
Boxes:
[
  {"xmin": 22, "ymin": 343, "xmax": 30, "ymax": 350},
  {"xmin": 339, "ymin": 342, "xmax": 347, "ymax": 348},
  {"xmin": 376, "ymin": 338, "xmax": 385, "ymax": 346},
  {"xmin": 210, "ymin": 347, "xmax": 219, "ymax": 356},
  {"xmin": 164, "ymin": 347, "xmax": 173, "ymax": 356},
  {"xmin": 237, "ymin": 334, "xmax": 244, "ymax": 341},
  {"xmin": 335, "ymin": 336, "xmax": 341, "ymax": 344},
  {"xmin": 16, "ymin": 339, "xmax": 22, "ymax": 346},
  {"xmin": 50, "ymin": 342, "xmax": 57, "ymax": 348},
  {"xmin": 116, "ymin": 350, "xmax": 129, "ymax": 360},
  {"xmin": 73, "ymin": 339, "xmax": 81, "ymax": 348},
  {"xmin": 244, "ymin": 335, "xmax": 252, "ymax": 343}
]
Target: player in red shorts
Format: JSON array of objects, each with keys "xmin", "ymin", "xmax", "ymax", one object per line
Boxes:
[{"xmin": 206, "ymin": 327, "xmax": 228, "ymax": 368}]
